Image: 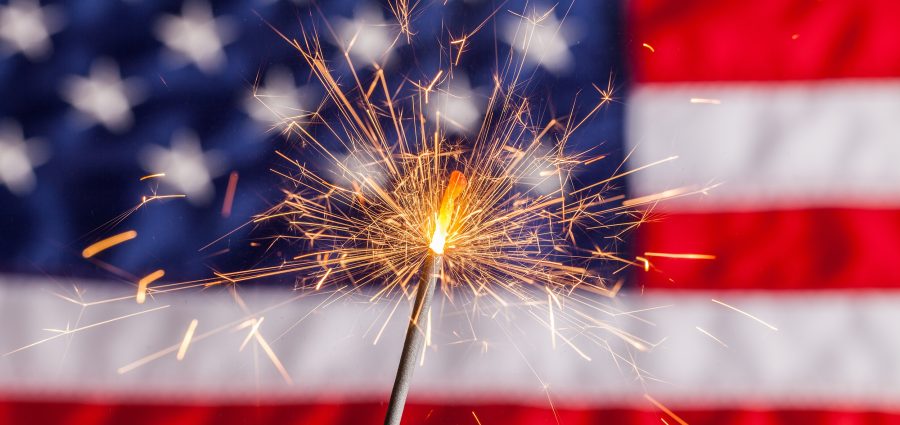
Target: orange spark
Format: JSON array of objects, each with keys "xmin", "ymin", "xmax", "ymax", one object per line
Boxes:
[
  {"xmin": 388, "ymin": 0, "xmax": 416, "ymax": 41},
  {"xmin": 239, "ymin": 317, "xmax": 265, "ymax": 351},
  {"xmin": 584, "ymin": 154, "xmax": 607, "ymax": 165},
  {"xmin": 636, "ymin": 256, "xmax": 650, "ymax": 272},
  {"xmin": 239, "ymin": 317, "xmax": 293, "ymax": 385},
  {"xmin": 573, "ymin": 156, "xmax": 678, "ymax": 195},
  {"xmin": 176, "ymin": 319, "xmax": 199, "ymax": 360},
  {"xmin": 422, "ymin": 69, "xmax": 444, "ymax": 104},
  {"xmin": 711, "ymin": 299, "xmax": 778, "ymax": 331},
  {"xmin": 622, "ymin": 187, "xmax": 688, "ymax": 207},
  {"xmin": 696, "ymin": 326, "xmax": 728, "ymax": 348},
  {"xmin": 315, "ymin": 268, "xmax": 333, "ymax": 290},
  {"xmin": 472, "ymin": 411, "xmax": 483, "ymax": 425},
  {"xmin": 82, "ymin": 230, "xmax": 138, "ymax": 258},
  {"xmin": 139, "ymin": 173, "xmax": 165, "ymax": 181},
  {"xmin": 451, "ymin": 37, "xmax": 468, "ymax": 65},
  {"xmin": 136, "ymin": 269, "xmax": 165, "ymax": 304},
  {"xmin": 642, "ymin": 43, "xmax": 655, "ymax": 53},
  {"xmin": 140, "ymin": 194, "xmax": 186, "ymax": 205},
  {"xmin": 221, "ymin": 171, "xmax": 239, "ymax": 218},
  {"xmin": 7, "ymin": 305, "xmax": 170, "ymax": 357},
  {"xmin": 644, "ymin": 252, "xmax": 716, "ymax": 260},
  {"xmin": 644, "ymin": 394, "xmax": 689, "ymax": 425},
  {"xmin": 374, "ymin": 297, "xmax": 404, "ymax": 345}
]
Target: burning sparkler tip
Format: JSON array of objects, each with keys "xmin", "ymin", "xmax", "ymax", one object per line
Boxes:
[{"xmin": 429, "ymin": 171, "xmax": 468, "ymax": 254}]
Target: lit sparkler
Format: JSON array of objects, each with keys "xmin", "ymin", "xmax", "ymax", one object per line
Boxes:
[
  {"xmin": 385, "ymin": 170, "xmax": 466, "ymax": 424},
  {"xmin": 227, "ymin": 8, "xmax": 720, "ymax": 421}
]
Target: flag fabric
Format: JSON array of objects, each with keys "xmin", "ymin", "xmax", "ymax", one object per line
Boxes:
[
  {"xmin": 1, "ymin": 1, "xmax": 898, "ymax": 424},
  {"xmin": 625, "ymin": 0, "xmax": 900, "ymax": 423}
]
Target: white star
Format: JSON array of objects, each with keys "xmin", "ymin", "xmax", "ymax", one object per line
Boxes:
[
  {"xmin": 0, "ymin": 0, "xmax": 64, "ymax": 61},
  {"xmin": 0, "ymin": 120, "xmax": 49, "ymax": 196},
  {"xmin": 140, "ymin": 130, "xmax": 226, "ymax": 206},
  {"xmin": 428, "ymin": 75, "xmax": 482, "ymax": 134},
  {"xmin": 336, "ymin": 5, "xmax": 397, "ymax": 67},
  {"xmin": 61, "ymin": 58, "xmax": 145, "ymax": 133},
  {"xmin": 329, "ymin": 151, "xmax": 387, "ymax": 193},
  {"xmin": 244, "ymin": 66, "xmax": 315, "ymax": 130},
  {"xmin": 154, "ymin": 1, "xmax": 237, "ymax": 74},
  {"xmin": 502, "ymin": 8, "xmax": 579, "ymax": 75},
  {"xmin": 518, "ymin": 143, "xmax": 566, "ymax": 196}
]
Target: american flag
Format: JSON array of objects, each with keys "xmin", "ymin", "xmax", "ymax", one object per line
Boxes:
[{"xmin": 1, "ymin": 0, "xmax": 898, "ymax": 424}]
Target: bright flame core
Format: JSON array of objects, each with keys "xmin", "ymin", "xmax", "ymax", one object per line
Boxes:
[{"xmin": 429, "ymin": 171, "xmax": 467, "ymax": 254}]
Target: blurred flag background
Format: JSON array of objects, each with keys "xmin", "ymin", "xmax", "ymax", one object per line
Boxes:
[{"xmin": 2, "ymin": 0, "xmax": 899, "ymax": 424}]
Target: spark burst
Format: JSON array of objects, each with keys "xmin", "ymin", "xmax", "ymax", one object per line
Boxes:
[{"xmin": 243, "ymin": 27, "xmax": 633, "ymax": 307}]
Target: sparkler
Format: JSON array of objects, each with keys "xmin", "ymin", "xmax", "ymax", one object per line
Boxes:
[
  {"xmin": 249, "ymin": 22, "xmax": 638, "ymax": 305},
  {"xmin": 385, "ymin": 171, "xmax": 466, "ymax": 425},
  {"xmin": 385, "ymin": 252, "xmax": 441, "ymax": 425}
]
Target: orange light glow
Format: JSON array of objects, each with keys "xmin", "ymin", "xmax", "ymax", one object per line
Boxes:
[
  {"xmin": 136, "ymin": 269, "xmax": 165, "ymax": 304},
  {"xmin": 429, "ymin": 171, "xmax": 467, "ymax": 254},
  {"xmin": 82, "ymin": 230, "xmax": 138, "ymax": 258},
  {"xmin": 643, "ymin": 252, "xmax": 716, "ymax": 260}
]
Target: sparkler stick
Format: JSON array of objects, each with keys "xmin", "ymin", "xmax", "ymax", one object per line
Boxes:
[
  {"xmin": 384, "ymin": 253, "xmax": 441, "ymax": 425},
  {"xmin": 385, "ymin": 171, "xmax": 466, "ymax": 425}
]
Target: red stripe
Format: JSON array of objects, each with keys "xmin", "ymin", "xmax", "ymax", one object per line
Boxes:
[
  {"xmin": 635, "ymin": 209, "xmax": 900, "ymax": 290},
  {"xmin": 629, "ymin": 0, "xmax": 900, "ymax": 82},
  {"xmin": 2, "ymin": 400, "xmax": 900, "ymax": 425}
]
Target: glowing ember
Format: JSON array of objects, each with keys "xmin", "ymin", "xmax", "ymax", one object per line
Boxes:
[
  {"xmin": 176, "ymin": 319, "xmax": 199, "ymax": 361},
  {"xmin": 136, "ymin": 269, "xmax": 164, "ymax": 304},
  {"xmin": 82, "ymin": 230, "xmax": 137, "ymax": 258},
  {"xmin": 430, "ymin": 171, "xmax": 467, "ymax": 254}
]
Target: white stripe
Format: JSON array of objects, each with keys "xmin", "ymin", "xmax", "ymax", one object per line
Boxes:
[
  {"xmin": 626, "ymin": 81, "xmax": 900, "ymax": 210},
  {"xmin": 2, "ymin": 275, "xmax": 899, "ymax": 409}
]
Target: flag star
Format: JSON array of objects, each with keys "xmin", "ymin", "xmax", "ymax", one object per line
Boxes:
[
  {"xmin": 502, "ymin": 8, "xmax": 578, "ymax": 75},
  {"xmin": 244, "ymin": 66, "xmax": 315, "ymax": 130},
  {"xmin": 154, "ymin": 0, "xmax": 237, "ymax": 74},
  {"xmin": 336, "ymin": 5, "xmax": 397, "ymax": 67},
  {"xmin": 0, "ymin": 0, "xmax": 64, "ymax": 61},
  {"xmin": 141, "ymin": 130, "xmax": 226, "ymax": 206},
  {"xmin": 428, "ymin": 75, "xmax": 482, "ymax": 134},
  {"xmin": 519, "ymin": 144, "xmax": 565, "ymax": 196},
  {"xmin": 0, "ymin": 120, "xmax": 49, "ymax": 196},
  {"xmin": 331, "ymin": 151, "xmax": 387, "ymax": 191},
  {"xmin": 61, "ymin": 58, "xmax": 145, "ymax": 133}
]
